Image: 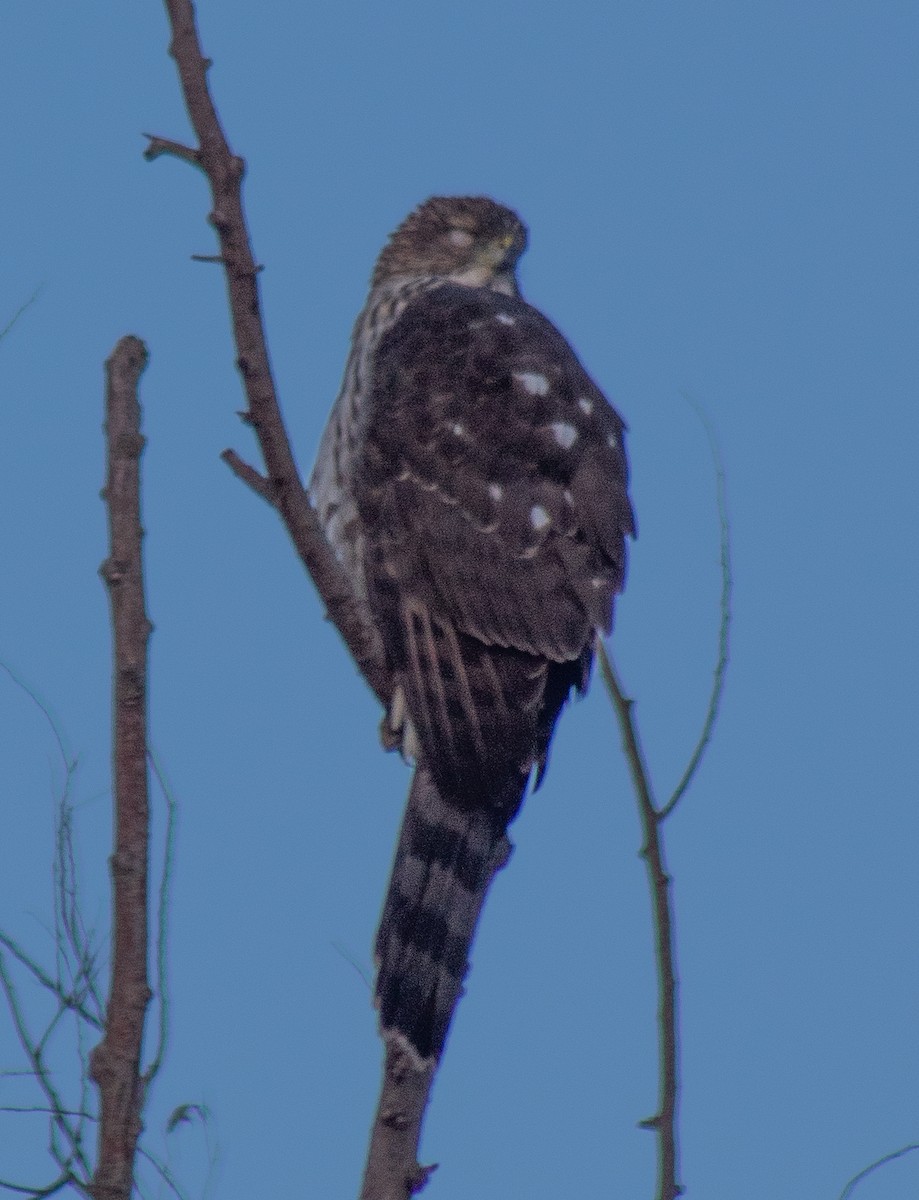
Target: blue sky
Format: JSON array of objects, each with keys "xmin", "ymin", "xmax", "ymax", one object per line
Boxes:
[{"xmin": 2, "ymin": 2, "xmax": 918, "ymax": 1197}]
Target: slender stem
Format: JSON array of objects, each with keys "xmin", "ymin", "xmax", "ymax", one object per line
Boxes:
[
  {"xmin": 661, "ymin": 397, "xmax": 732, "ymax": 818},
  {"xmin": 597, "ymin": 642, "xmax": 682, "ymax": 1200}
]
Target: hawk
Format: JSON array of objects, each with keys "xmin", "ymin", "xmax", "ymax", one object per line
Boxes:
[{"xmin": 310, "ymin": 196, "xmax": 634, "ymax": 1065}]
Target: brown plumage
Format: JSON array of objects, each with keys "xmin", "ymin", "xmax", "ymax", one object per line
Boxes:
[{"xmin": 310, "ymin": 197, "xmax": 634, "ymax": 1063}]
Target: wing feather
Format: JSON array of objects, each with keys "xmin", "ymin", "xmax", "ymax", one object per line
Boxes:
[{"xmin": 356, "ymin": 283, "xmax": 634, "ymax": 795}]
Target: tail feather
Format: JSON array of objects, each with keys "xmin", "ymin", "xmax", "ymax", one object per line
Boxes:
[{"xmin": 375, "ymin": 767, "xmax": 515, "ymax": 1064}]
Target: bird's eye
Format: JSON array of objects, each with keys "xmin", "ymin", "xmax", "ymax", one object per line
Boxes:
[
  {"xmin": 447, "ymin": 228, "xmax": 475, "ymax": 249},
  {"xmin": 499, "ymin": 233, "xmax": 515, "ymax": 249}
]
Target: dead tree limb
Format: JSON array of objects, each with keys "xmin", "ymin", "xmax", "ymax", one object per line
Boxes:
[
  {"xmin": 147, "ymin": 0, "xmax": 388, "ymax": 706},
  {"xmin": 90, "ymin": 335, "xmax": 154, "ymax": 1200}
]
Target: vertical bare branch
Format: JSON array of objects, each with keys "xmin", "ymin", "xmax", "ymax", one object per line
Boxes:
[
  {"xmin": 90, "ymin": 336, "xmax": 154, "ymax": 1200},
  {"xmin": 360, "ymin": 1043, "xmax": 438, "ymax": 1200},
  {"xmin": 597, "ymin": 644, "xmax": 682, "ymax": 1200}
]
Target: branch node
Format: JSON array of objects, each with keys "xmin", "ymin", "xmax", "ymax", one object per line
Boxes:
[
  {"xmin": 220, "ymin": 449, "xmax": 275, "ymax": 503},
  {"xmin": 407, "ymin": 1162, "xmax": 438, "ymax": 1194},
  {"xmin": 381, "ymin": 1105, "xmax": 409, "ymax": 1131},
  {"xmin": 142, "ymin": 133, "xmax": 201, "ymax": 168}
]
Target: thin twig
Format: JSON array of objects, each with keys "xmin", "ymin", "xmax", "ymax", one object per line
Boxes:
[
  {"xmin": 596, "ymin": 403, "xmax": 733, "ymax": 1198},
  {"xmin": 0, "ymin": 933, "xmax": 102, "ymax": 1031},
  {"xmin": 143, "ymin": 749, "xmax": 178, "ymax": 1087},
  {"xmin": 0, "ymin": 663, "xmax": 75, "ymax": 809},
  {"xmin": 661, "ymin": 397, "xmax": 732, "ymax": 818},
  {"xmin": 0, "ymin": 288, "xmax": 44, "ymax": 343},
  {"xmin": 0, "ymin": 1170, "xmax": 77, "ymax": 1198},
  {"xmin": 141, "ymin": 134, "xmax": 201, "ymax": 168},
  {"xmin": 89, "ymin": 335, "xmax": 154, "ymax": 1200},
  {"xmin": 218, "ymin": 448, "xmax": 274, "ymax": 503},
  {"xmin": 0, "ymin": 1107, "xmax": 96, "ymax": 1120},
  {"xmin": 597, "ymin": 643, "xmax": 682, "ymax": 1200},
  {"xmin": 0, "ymin": 953, "xmax": 92, "ymax": 1181},
  {"xmin": 838, "ymin": 1142, "xmax": 919, "ymax": 1199},
  {"xmin": 134, "ymin": 1148, "xmax": 190, "ymax": 1200}
]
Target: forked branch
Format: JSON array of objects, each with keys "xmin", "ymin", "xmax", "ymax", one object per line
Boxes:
[
  {"xmin": 596, "ymin": 408, "xmax": 732, "ymax": 1200},
  {"xmin": 148, "ymin": 0, "xmax": 388, "ymax": 706}
]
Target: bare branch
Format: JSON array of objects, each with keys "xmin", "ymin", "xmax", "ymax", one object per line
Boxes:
[
  {"xmin": 218, "ymin": 448, "xmax": 274, "ymax": 503},
  {"xmin": 141, "ymin": 134, "xmax": 201, "ymax": 168},
  {"xmin": 134, "ymin": 1147, "xmax": 192, "ymax": 1200},
  {"xmin": 661, "ymin": 398, "xmax": 732, "ymax": 819},
  {"xmin": 838, "ymin": 1142, "xmax": 919, "ymax": 1199},
  {"xmin": 0, "ymin": 1107, "xmax": 96, "ymax": 1120},
  {"xmin": 143, "ymin": 750, "xmax": 178, "ymax": 1088},
  {"xmin": 597, "ymin": 643, "xmax": 682, "ymax": 1200},
  {"xmin": 151, "ymin": 0, "xmax": 390, "ymax": 708},
  {"xmin": 360, "ymin": 1043, "xmax": 438, "ymax": 1200},
  {"xmin": 0, "ymin": 954, "xmax": 92, "ymax": 1181},
  {"xmin": 0, "ymin": 288, "xmax": 44, "ymax": 343},
  {"xmin": 0, "ymin": 1170, "xmax": 78, "ymax": 1198},
  {"xmin": 0, "ymin": 933, "xmax": 102, "ymax": 1032},
  {"xmin": 89, "ymin": 336, "xmax": 154, "ymax": 1200}
]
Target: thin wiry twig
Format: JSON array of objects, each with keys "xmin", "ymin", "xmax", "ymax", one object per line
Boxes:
[
  {"xmin": 330, "ymin": 942, "xmax": 373, "ymax": 993},
  {"xmin": 838, "ymin": 1142, "xmax": 919, "ymax": 1199},
  {"xmin": 54, "ymin": 799, "xmax": 103, "ymax": 1020},
  {"xmin": 0, "ymin": 287, "xmax": 43, "ymax": 343},
  {"xmin": 0, "ymin": 1107, "xmax": 95, "ymax": 1120},
  {"xmin": 0, "ymin": 933, "xmax": 102, "ymax": 1031},
  {"xmin": 0, "ymin": 1169, "xmax": 76, "ymax": 1198},
  {"xmin": 144, "ymin": 749, "xmax": 178, "ymax": 1086},
  {"xmin": 660, "ymin": 397, "xmax": 732, "ymax": 818},
  {"xmin": 163, "ymin": 1101, "xmax": 220, "ymax": 1200},
  {"xmin": 134, "ymin": 1146, "xmax": 190, "ymax": 1200},
  {"xmin": 0, "ymin": 663, "xmax": 72, "ymax": 785},
  {"xmin": 0, "ymin": 953, "xmax": 92, "ymax": 1181},
  {"xmin": 34, "ymin": 1006, "xmax": 70, "ymax": 1060},
  {"xmin": 594, "ymin": 403, "xmax": 733, "ymax": 1200}
]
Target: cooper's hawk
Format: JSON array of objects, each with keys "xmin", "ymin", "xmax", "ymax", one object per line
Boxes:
[{"xmin": 310, "ymin": 196, "xmax": 634, "ymax": 1064}]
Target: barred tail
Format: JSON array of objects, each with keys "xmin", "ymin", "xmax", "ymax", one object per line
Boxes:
[{"xmin": 374, "ymin": 767, "xmax": 516, "ymax": 1064}]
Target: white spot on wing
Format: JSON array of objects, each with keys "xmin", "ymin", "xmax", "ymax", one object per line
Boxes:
[
  {"xmin": 514, "ymin": 371, "xmax": 550, "ymax": 397},
  {"xmin": 607, "ymin": 433, "xmax": 618, "ymax": 449},
  {"xmin": 550, "ymin": 421, "xmax": 578, "ymax": 449},
  {"xmin": 529, "ymin": 504, "xmax": 551, "ymax": 530},
  {"xmin": 488, "ymin": 483, "xmax": 504, "ymax": 501},
  {"xmin": 563, "ymin": 488, "xmax": 574, "ymax": 503},
  {"xmin": 578, "ymin": 397, "xmax": 594, "ymax": 415},
  {"xmin": 450, "ymin": 421, "xmax": 467, "ymax": 437},
  {"xmin": 447, "ymin": 228, "xmax": 474, "ymax": 249},
  {"xmin": 495, "ymin": 312, "xmax": 515, "ymax": 326}
]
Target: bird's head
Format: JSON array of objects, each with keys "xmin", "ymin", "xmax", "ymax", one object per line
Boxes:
[{"xmin": 371, "ymin": 196, "xmax": 528, "ymax": 296}]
